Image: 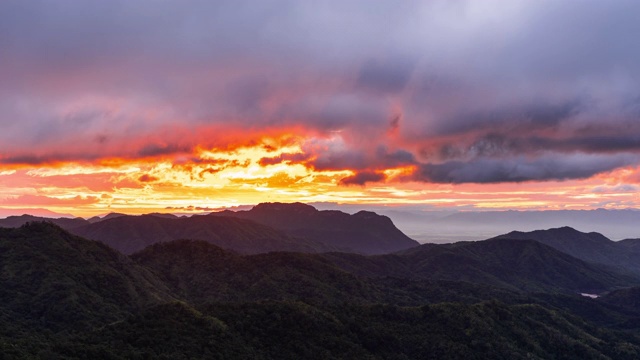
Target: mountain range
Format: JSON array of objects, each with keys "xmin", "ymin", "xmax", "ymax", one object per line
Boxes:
[
  {"xmin": 383, "ymin": 208, "xmax": 640, "ymax": 243},
  {"xmin": 493, "ymin": 227, "xmax": 640, "ymax": 276},
  {"xmin": 5, "ymin": 205, "xmax": 640, "ymax": 358},
  {"xmin": 4, "ymin": 222, "xmax": 640, "ymax": 358},
  {"xmin": 0, "ymin": 203, "xmax": 419, "ymax": 255}
]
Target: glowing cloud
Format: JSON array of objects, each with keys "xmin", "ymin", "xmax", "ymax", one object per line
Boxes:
[{"xmin": 1, "ymin": 1, "xmax": 639, "ymax": 216}]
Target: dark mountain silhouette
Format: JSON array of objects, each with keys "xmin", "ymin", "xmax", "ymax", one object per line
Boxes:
[
  {"xmin": 324, "ymin": 238, "xmax": 640, "ymax": 294},
  {"xmin": 133, "ymin": 239, "xmax": 640, "ymax": 312},
  {"xmin": 492, "ymin": 227, "xmax": 640, "ymax": 275},
  {"xmin": 0, "ymin": 203, "xmax": 418, "ymax": 255},
  {"xmin": 3, "ymin": 223, "xmax": 640, "ymax": 358},
  {"xmin": 618, "ymin": 238, "xmax": 640, "ymax": 251},
  {"xmin": 131, "ymin": 240, "xmax": 383, "ymax": 305},
  {"xmin": 0, "ymin": 222, "xmax": 173, "ymax": 333},
  {"xmin": 426, "ymin": 208, "xmax": 640, "ymax": 241},
  {"xmin": 73, "ymin": 300, "xmax": 640, "ymax": 360},
  {"xmin": 379, "ymin": 208, "xmax": 640, "ymax": 244},
  {"xmin": 213, "ymin": 202, "xmax": 419, "ymax": 254},
  {"xmin": 599, "ymin": 287, "xmax": 640, "ymax": 312},
  {"xmin": 70, "ymin": 213, "xmax": 331, "ymax": 255},
  {"xmin": 0, "ymin": 214, "xmax": 89, "ymax": 229},
  {"xmin": 87, "ymin": 212, "xmax": 127, "ymax": 223}
]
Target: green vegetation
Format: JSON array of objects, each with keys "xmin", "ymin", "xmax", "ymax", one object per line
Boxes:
[
  {"xmin": 0, "ymin": 223, "xmax": 173, "ymax": 334},
  {"xmin": 4, "ymin": 222, "xmax": 640, "ymax": 359},
  {"xmin": 325, "ymin": 238, "xmax": 640, "ymax": 294},
  {"xmin": 493, "ymin": 227, "xmax": 640, "ymax": 276}
]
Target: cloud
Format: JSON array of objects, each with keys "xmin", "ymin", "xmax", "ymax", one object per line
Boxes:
[
  {"xmin": 340, "ymin": 171, "xmax": 385, "ymax": 186},
  {"xmin": 428, "ymin": 100, "xmax": 582, "ymax": 139},
  {"xmin": 592, "ymin": 184, "xmax": 640, "ymax": 193},
  {"xmin": 138, "ymin": 174, "xmax": 159, "ymax": 183},
  {"xmin": 413, "ymin": 154, "xmax": 638, "ymax": 184},
  {"xmin": 0, "ymin": 153, "xmax": 99, "ymax": 165},
  {"xmin": 1, "ymin": 1, "xmax": 640, "ymax": 185},
  {"xmin": 137, "ymin": 143, "xmax": 191, "ymax": 158},
  {"xmin": 307, "ymin": 141, "xmax": 415, "ymax": 172},
  {"xmin": 259, "ymin": 153, "xmax": 310, "ymax": 166},
  {"xmin": 165, "ymin": 205, "xmax": 217, "ymax": 211},
  {"xmin": 356, "ymin": 57, "xmax": 416, "ymax": 94}
]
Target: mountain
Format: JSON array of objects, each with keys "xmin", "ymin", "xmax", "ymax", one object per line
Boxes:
[
  {"xmin": 131, "ymin": 240, "xmax": 383, "ymax": 305},
  {"xmin": 213, "ymin": 202, "xmax": 419, "ymax": 254},
  {"xmin": 0, "ymin": 214, "xmax": 89, "ymax": 229},
  {"xmin": 600, "ymin": 287, "xmax": 640, "ymax": 312},
  {"xmin": 1, "ymin": 203, "xmax": 419, "ymax": 255},
  {"xmin": 70, "ymin": 213, "xmax": 331, "ymax": 255},
  {"xmin": 20, "ymin": 300, "xmax": 640, "ymax": 360},
  {"xmin": 493, "ymin": 227, "xmax": 640, "ymax": 275},
  {"xmin": 324, "ymin": 238, "xmax": 640, "ymax": 294},
  {"xmin": 0, "ymin": 207, "xmax": 75, "ymax": 218},
  {"xmin": 86, "ymin": 212, "xmax": 128, "ymax": 223},
  {"xmin": 0, "ymin": 222, "xmax": 173, "ymax": 333},
  {"xmin": 402, "ymin": 208, "xmax": 640, "ymax": 243},
  {"xmin": 3, "ymin": 224, "xmax": 640, "ymax": 359},
  {"xmin": 618, "ymin": 238, "xmax": 640, "ymax": 251}
]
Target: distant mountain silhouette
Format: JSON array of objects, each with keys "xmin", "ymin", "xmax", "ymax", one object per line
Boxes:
[
  {"xmin": 70, "ymin": 213, "xmax": 332, "ymax": 255},
  {"xmin": 0, "ymin": 203, "xmax": 419, "ymax": 255},
  {"xmin": 87, "ymin": 212, "xmax": 128, "ymax": 223},
  {"xmin": 402, "ymin": 208, "xmax": 640, "ymax": 243},
  {"xmin": 493, "ymin": 227, "xmax": 640, "ymax": 275},
  {"xmin": 213, "ymin": 202, "xmax": 419, "ymax": 254},
  {"xmin": 0, "ymin": 207, "xmax": 75, "ymax": 218},
  {"xmin": 0, "ymin": 214, "xmax": 89, "ymax": 229},
  {"xmin": 618, "ymin": 238, "xmax": 640, "ymax": 251}
]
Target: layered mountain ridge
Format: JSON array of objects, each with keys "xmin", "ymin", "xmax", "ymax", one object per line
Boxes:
[
  {"xmin": 0, "ymin": 202, "xmax": 419, "ymax": 255},
  {"xmin": 493, "ymin": 227, "xmax": 640, "ymax": 275},
  {"xmin": 4, "ymin": 207, "xmax": 640, "ymax": 358}
]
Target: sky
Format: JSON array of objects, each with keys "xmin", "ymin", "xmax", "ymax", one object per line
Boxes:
[{"xmin": 1, "ymin": 0, "xmax": 640, "ymax": 217}]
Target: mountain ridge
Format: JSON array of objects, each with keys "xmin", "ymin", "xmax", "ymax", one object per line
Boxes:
[
  {"xmin": 324, "ymin": 237, "xmax": 640, "ymax": 294},
  {"xmin": 3, "ymin": 223, "xmax": 640, "ymax": 358},
  {"xmin": 492, "ymin": 226, "xmax": 640, "ymax": 275},
  {"xmin": 0, "ymin": 203, "xmax": 419, "ymax": 256},
  {"xmin": 70, "ymin": 213, "xmax": 332, "ymax": 255},
  {"xmin": 212, "ymin": 202, "xmax": 419, "ymax": 254}
]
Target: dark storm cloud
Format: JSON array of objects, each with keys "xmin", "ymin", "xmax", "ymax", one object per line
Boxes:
[
  {"xmin": 431, "ymin": 128, "xmax": 640, "ymax": 163},
  {"xmin": 1, "ymin": 1, "xmax": 640, "ymax": 183},
  {"xmin": 414, "ymin": 154, "xmax": 637, "ymax": 184},
  {"xmin": 258, "ymin": 153, "xmax": 311, "ymax": 166},
  {"xmin": 527, "ymin": 135, "xmax": 640, "ymax": 154},
  {"xmin": 340, "ymin": 171, "xmax": 385, "ymax": 186},
  {"xmin": 433, "ymin": 100, "xmax": 583, "ymax": 138},
  {"xmin": 310, "ymin": 146, "xmax": 415, "ymax": 171},
  {"xmin": 0, "ymin": 153, "xmax": 100, "ymax": 165},
  {"xmin": 137, "ymin": 143, "xmax": 191, "ymax": 158}
]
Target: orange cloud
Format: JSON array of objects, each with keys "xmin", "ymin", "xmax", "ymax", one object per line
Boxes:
[{"xmin": 1, "ymin": 129, "xmax": 639, "ymax": 217}]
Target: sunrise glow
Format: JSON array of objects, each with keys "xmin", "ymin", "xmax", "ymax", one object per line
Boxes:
[{"xmin": 1, "ymin": 1, "xmax": 640, "ymax": 217}]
